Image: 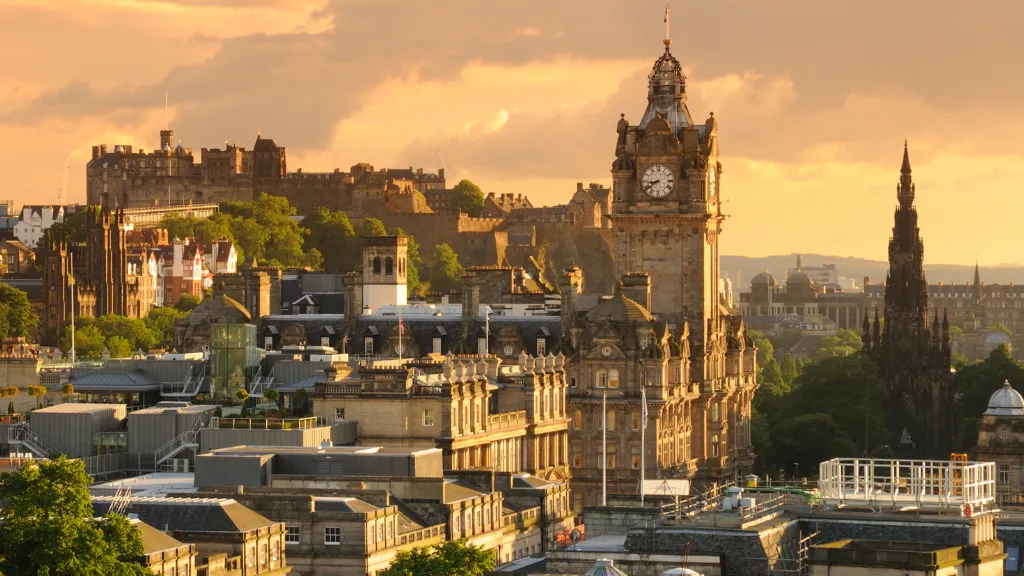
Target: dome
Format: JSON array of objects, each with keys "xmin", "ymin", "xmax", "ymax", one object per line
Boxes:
[
  {"xmin": 751, "ymin": 272, "xmax": 777, "ymax": 287},
  {"xmin": 174, "ymin": 142, "xmax": 186, "ymax": 155},
  {"xmin": 985, "ymin": 331, "xmax": 1012, "ymax": 346},
  {"xmin": 786, "ymin": 271, "xmax": 812, "ymax": 288},
  {"xmin": 985, "ymin": 380, "xmax": 1024, "ymax": 416},
  {"xmin": 162, "ymin": 144, "xmax": 171, "ymax": 152},
  {"xmin": 586, "ymin": 290, "xmax": 653, "ymax": 324}
]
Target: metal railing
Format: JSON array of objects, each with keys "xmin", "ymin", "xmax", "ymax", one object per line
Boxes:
[
  {"xmin": 211, "ymin": 416, "xmax": 328, "ymax": 430},
  {"xmin": 7, "ymin": 425, "xmax": 62, "ymax": 458},
  {"xmin": 819, "ymin": 458, "xmax": 996, "ymax": 511},
  {"xmin": 249, "ymin": 365, "xmax": 275, "ymax": 398},
  {"xmin": 738, "ymin": 493, "xmax": 787, "ymax": 523},
  {"xmin": 162, "ymin": 365, "xmax": 206, "ymax": 397},
  {"xmin": 152, "ymin": 417, "xmax": 206, "ymax": 469}
]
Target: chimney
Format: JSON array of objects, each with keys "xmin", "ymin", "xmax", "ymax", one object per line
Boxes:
[
  {"xmin": 92, "ymin": 146, "xmax": 100, "ymax": 160},
  {"xmin": 99, "ymin": 144, "xmax": 107, "ymax": 155},
  {"xmin": 438, "ymin": 168, "xmax": 445, "ymax": 180},
  {"xmin": 620, "ymin": 272, "xmax": 652, "ymax": 311},
  {"xmin": 461, "ymin": 272, "xmax": 482, "ymax": 342},
  {"xmin": 560, "ymin": 267, "xmax": 583, "ymax": 336},
  {"xmin": 160, "ymin": 130, "xmax": 173, "ymax": 150},
  {"xmin": 342, "ymin": 272, "xmax": 363, "ymax": 322},
  {"xmin": 796, "ymin": 254, "xmax": 802, "ymax": 271},
  {"xmin": 576, "ymin": 182, "xmax": 584, "ymax": 193}
]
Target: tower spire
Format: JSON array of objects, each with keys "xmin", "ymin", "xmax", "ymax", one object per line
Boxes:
[{"xmin": 898, "ymin": 140, "xmax": 915, "ymax": 209}]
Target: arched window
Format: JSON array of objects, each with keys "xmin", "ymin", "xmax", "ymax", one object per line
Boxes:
[
  {"xmin": 372, "ymin": 257, "xmax": 382, "ymax": 274},
  {"xmin": 608, "ymin": 369, "xmax": 620, "ymax": 389},
  {"xmin": 596, "ymin": 370, "xmax": 607, "ymax": 389},
  {"xmin": 573, "ymin": 409, "xmax": 583, "ymax": 429},
  {"xmin": 385, "ymin": 257, "xmax": 394, "ymax": 275}
]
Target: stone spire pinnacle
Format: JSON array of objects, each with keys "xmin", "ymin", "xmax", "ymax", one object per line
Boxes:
[{"xmin": 897, "ymin": 141, "xmax": 915, "ymax": 209}]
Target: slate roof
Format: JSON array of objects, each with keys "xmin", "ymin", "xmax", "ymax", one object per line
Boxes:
[
  {"xmin": 442, "ymin": 478, "xmax": 485, "ymax": 504},
  {"xmin": 314, "ymin": 496, "xmax": 380, "ymax": 514},
  {"xmin": 134, "ymin": 520, "xmax": 188, "ymax": 554},
  {"xmin": 512, "ymin": 473, "xmax": 556, "ymax": 490},
  {"xmin": 93, "ymin": 496, "xmax": 277, "ymax": 534},
  {"xmin": 585, "ymin": 292, "xmax": 653, "ymax": 323},
  {"xmin": 70, "ymin": 370, "xmax": 160, "ymax": 392}
]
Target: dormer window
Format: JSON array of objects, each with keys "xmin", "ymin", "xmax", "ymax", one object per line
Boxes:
[
  {"xmin": 364, "ymin": 337, "xmax": 374, "ymax": 355},
  {"xmin": 536, "ymin": 338, "xmax": 546, "ymax": 356}
]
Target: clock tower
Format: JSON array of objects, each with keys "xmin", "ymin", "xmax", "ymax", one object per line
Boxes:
[{"xmin": 609, "ymin": 38, "xmax": 724, "ymax": 334}]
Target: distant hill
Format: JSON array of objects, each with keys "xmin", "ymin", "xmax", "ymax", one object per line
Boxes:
[{"xmin": 722, "ymin": 254, "xmax": 1024, "ymax": 291}]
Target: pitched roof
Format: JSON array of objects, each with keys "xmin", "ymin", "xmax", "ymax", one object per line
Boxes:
[
  {"xmin": 93, "ymin": 496, "xmax": 277, "ymax": 533},
  {"xmin": 133, "ymin": 520, "xmax": 188, "ymax": 554},
  {"xmin": 69, "ymin": 370, "xmax": 159, "ymax": 392},
  {"xmin": 585, "ymin": 292, "xmax": 653, "ymax": 323}
]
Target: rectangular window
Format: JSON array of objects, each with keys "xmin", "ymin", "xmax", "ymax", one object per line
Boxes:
[
  {"xmin": 335, "ymin": 408, "xmax": 345, "ymax": 421},
  {"xmin": 711, "ymin": 403, "xmax": 720, "ymax": 423},
  {"xmin": 325, "ymin": 527, "xmax": 342, "ymax": 545},
  {"xmin": 433, "ymin": 337, "xmax": 442, "ymax": 355},
  {"xmin": 711, "ymin": 434, "xmax": 720, "ymax": 457},
  {"xmin": 368, "ymin": 523, "xmax": 375, "ymax": 543},
  {"xmin": 632, "ymin": 411, "xmax": 641, "ymax": 431},
  {"xmin": 364, "ymin": 337, "xmax": 374, "ymax": 355},
  {"xmin": 285, "ymin": 525, "xmax": 300, "ymax": 545},
  {"xmin": 536, "ymin": 338, "xmax": 546, "ymax": 356},
  {"xmin": 478, "ymin": 337, "xmax": 487, "ymax": 355},
  {"xmin": 387, "ymin": 520, "xmax": 393, "ymax": 540},
  {"xmin": 422, "ymin": 408, "xmax": 435, "ymax": 427},
  {"xmin": 607, "ymin": 410, "xmax": 616, "ymax": 431},
  {"xmin": 1000, "ymin": 464, "xmax": 1011, "ymax": 484},
  {"xmin": 573, "ymin": 409, "xmax": 582, "ymax": 429},
  {"xmin": 320, "ymin": 336, "xmax": 330, "ymax": 347},
  {"xmin": 608, "ymin": 369, "xmax": 620, "ymax": 389}
]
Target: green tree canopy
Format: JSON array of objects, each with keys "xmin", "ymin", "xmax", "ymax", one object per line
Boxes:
[
  {"xmin": 0, "ymin": 284, "xmax": 39, "ymax": 340},
  {"xmin": 0, "ymin": 457, "xmax": 148, "ymax": 576},
  {"xmin": 360, "ymin": 217, "xmax": 387, "ymax": 237},
  {"xmin": 780, "ymin": 352, "xmax": 799, "ymax": 383},
  {"xmin": 429, "ymin": 243, "xmax": 463, "ymax": 294},
  {"xmin": 811, "ymin": 329, "xmax": 863, "ymax": 361},
  {"xmin": 951, "ymin": 345, "xmax": 1024, "ymax": 451},
  {"xmin": 450, "ymin": 180, "xmax": 485, "ymax": 217},
  {"xmin": 304, "ymin": 208, "xmax": 358, "ymax": 273},
  {"xmin": 218, "ymin": 194, "xmax": 320, "ymax": 269},
  {"xmin": 380, "ymin": 539, "xmax": 494, "ymax": 576},
  {"xmin": 772, "ymin": 413, "xmax": 857, "ymax": 478},
  {"xmin": 144, "ymin": 307, "xmax": 188, "ymax": 349},
  {"xmin": 174, "ymin": 294, "xmax": 202, "ymax": 312},
  {"xmin": 156, "ymin": 213, "xmax": 196, "ymax": 240}
]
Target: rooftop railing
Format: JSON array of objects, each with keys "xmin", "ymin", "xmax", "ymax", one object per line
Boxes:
[{"xmin": 211, "ymin": 416, "xmax": 330, "ymax": 430}]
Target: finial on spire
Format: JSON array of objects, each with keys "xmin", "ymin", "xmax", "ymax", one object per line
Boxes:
[
  {"xmin": 664, "ymin": 0, "xmax": 671, "ymax": 46},
  {"xmin": 901, "ymin": 140, "xmax": 911, "ymax": 174}
]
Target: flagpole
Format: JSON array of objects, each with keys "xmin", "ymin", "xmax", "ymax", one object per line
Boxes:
[
  {"xmin": 640, "ymin": 364, "xmax": 646, "ymax": 505},
  {"xmin": 664, "ymin": 0, "xmax": 670, "ymax": 43},
  {"xmin": 602, "ymin": 389, "xmax": 607, "ymax": 507},
  {"xmin": 398, "ymin": 308, "xmax": 403, "ymax": 361},
  {"xmin": 70, "ymin": 251, "xmax": 76, "ymax": 365}
]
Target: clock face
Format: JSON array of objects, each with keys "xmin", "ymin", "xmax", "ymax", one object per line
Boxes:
[
  {"xmin": 642, "ymin": 165, "xmax": 674, "ymax": 198},
  {"xmin": 601, "ymin": 345, "xmax": 613, "ymax": 357},
  {"xmin": 503, "ymin": 344, "xmax": 515, "ymax": 356}
]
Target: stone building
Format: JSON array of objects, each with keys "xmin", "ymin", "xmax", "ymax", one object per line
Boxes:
[
  {"xmin": 738, "ymin": 260, "xmax": 863, "ymax": 333},
  {"xmin": 312, "ymin": 353, "xmax": 571, "ymax": 484},
  {"xmin": 42, "ymin": 201, "xmax": 142, "ymax": 345},
  {"xmin": 862, "ymin": 144, "xmax": 953, "ymax": 458},
  {"xmin": 974, "ymin": 380, "xmax": 1024, "ymax": 507}
]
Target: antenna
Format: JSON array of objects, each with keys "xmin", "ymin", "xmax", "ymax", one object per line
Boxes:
[
  {"xmin": 165, "ymin": 92, "xmax": 168, "ymax": 130},
  {"xmin": 57, "ymin": 154, "xmax": 70, "ymax": 206},
  {"xmin": 436, "ymin": 150, "xmax": 447, "ymax": 173}
]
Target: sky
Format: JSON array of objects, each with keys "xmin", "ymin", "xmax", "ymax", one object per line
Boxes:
[{"xmin": 1, "ymin": 0, "xmax": 1022, "ymax": 266}]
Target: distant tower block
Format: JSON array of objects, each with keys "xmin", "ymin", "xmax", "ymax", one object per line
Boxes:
[{"xmin": 362, "ymin": 235, "xmax": 408, "ymax": 311}]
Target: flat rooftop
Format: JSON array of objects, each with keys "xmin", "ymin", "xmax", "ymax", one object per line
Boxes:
[
  {"xmin": 90, "ymin": 472, "xmax": 196, "ymax": 498},
  {"xmin": 32, "ymin": 403, "xmax": 124, "ymax": 414},
  {"xmin": 808, "ymin": 539, "xmax": 966, "ymax": 569},
  {"xmin": 206, "ymin": 445, "xmax": 441, "ymax": 457}
]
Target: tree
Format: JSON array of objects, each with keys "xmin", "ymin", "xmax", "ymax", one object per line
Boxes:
[
  {"xmin": 951, "ymin": 345, "xmax": 1024, "ymax": 449},
  {"xmin": 27, "ymin": 385, "xmax": 47, "ymax": 409},
  {"xmin": 70, "ymin": 324, "xmax": 106, "ymax": 360},
  {"xmin": 812, "ymin": 329, "xmax": 863, "ymax": 360},
  {"xmin": 193, "ymin": 213, "xmax": 235, "ymax": 244},
  {"xmin": 144, "ymin": 307, "xmax": 188, "ymax": 349},
  {"xmin": 360, "ymin": 217, "xmax": 387, "ymax": 237},
  {"xmin": 174, "ymin": 294, "xmax": 202, "ymax": 313},
  {"xmin": 157, "ymin": 213, "xmax": 196, "ymax": 240},
  {"xmin": 0, "ymin": 457, "xmax": 148, "ymax": 576},
  {"xmin": 219, "ymin": 194, "xmax": 320, "ymax": 268},
  {"xmin": 264, "ymin": 388, "xmax": 280, "ymax": 410},
  {"xmin": 381, "ymin": 539, "xmax": 494, "ymax": 576},
  {"xmin": 0, "ymin": 284, "xmax": 39, "ymax": 340},
  {"xmin": 780, "ymin": 353, "xmax": 799, "ymax": 383},
  {"xmin": 304, "ymin": 208, "xmax": 358, "ymax": 273},
  {"xmin": 93, "ymin": 315, "xmax": 158, "ymax": 352},
  {"xmin": 772, "ymin": 413, "xmax": 857, "ymax": 478},
  {"xmin": 106, "ymin": 336, "xmax": 133, "ymax": 359},
  {"xmin": 450, "ymin": 180, "xmax": 485, "ymax": 217},
  {"xmin": 236, "ymin": 389, "xmax": 250, "ymax": 403},
  {"xmin": 429, "ymin": 243, "xmax": 463, "ymax": 294},
  {"xmin": 61, "ymin": 383, "xmax": 74, "ymax": 396},
  {"xmin": 391, "ymin": 227, "xmax": 423, "ymax": 295}
]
